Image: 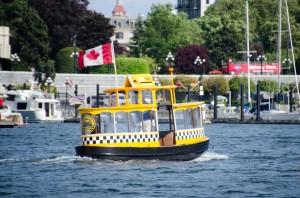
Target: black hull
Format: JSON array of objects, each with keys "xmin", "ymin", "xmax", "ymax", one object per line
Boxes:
[{"xmin": 75, "ymin": 139, "xmax": 209, "ymax": 161}]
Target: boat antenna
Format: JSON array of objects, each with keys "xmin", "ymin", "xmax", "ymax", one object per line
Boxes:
[
  {"xmin": 246, "ymin": 0, "xmax": 251, "ymax": 105},
  {"xmin": 277, "ymin": 0, "xmax": 282, "ymax": 99},
  {"xmin": 284, "ymin": 0, "xmax": 300, "ymax": 105}
]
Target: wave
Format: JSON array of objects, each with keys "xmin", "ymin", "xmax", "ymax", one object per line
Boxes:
[{"xmin": 192, "ymin": 152, "xmax": 229, "ymax": 162}]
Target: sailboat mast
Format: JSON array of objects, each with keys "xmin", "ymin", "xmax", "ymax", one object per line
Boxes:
[
  {"xmin": 246, "ymin": 0, "xmax": 251, "ymax": 104},
  {"xmin": 277, "ymin": 0, "xmax": 282, "ymax": 93},
  {"xmin": 284, "ymin": 0, "xmax": 300, "ymax": 104}
]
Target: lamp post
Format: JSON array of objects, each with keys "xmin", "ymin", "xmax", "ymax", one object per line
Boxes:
[
  {"xmin": 46, "ymin": 77, "xmax": 53, "ymax": 94},
  {"xmin": 282, "ymin": 58, "xmax": 291, "ymax": 74},
  {"xmin": 194, "ymin": 56, "xmax": 206, "ymax": 75},
  {"xmin": 166, "ymin": 52, "xmax": 174, "ymax": 84},
  {"xmin": 199, "ymin": 82, "xmax": 204, "ymax": 101},
  {"xmin": 10, "ymin": 53, "xmax": 20, "ymax": 71},
  {"xmin": 71, "ymin": 34, "xmax": 78, "ymax": 74},
  {"xmin": 63, "ymin": 78, "xmax": 72, "ymax": 116},
  {"xmin": 257, "ymin": 55, "xmax": 267, "ymax": 75},
  {"xmin": 154, "ymin": 66, "xmax": 161, "ymax": 86}
]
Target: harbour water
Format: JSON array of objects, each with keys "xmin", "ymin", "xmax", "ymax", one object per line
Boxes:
[{"xmin": 0, "ymin": 123, "xmax": 299, "ymax": 197}]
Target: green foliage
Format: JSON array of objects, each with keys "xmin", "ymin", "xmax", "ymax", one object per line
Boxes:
[
  {"xmin": 229, "ymin": 76, "xmax": 255, "ymax": 93},
  {"xmin": 135, "ymin": 4, "xmax": 201, "ymax": 68},
  {"xmin": 141, "ymin": 55, "xmax": 158, "ymax": 74},
  {"xmin": 174, "ymin": 75, "xmax": 199, "ymax": 93},
  {"xmin": 55, "ymin": 47, "xmax": 81, "ymax": 73},
  {"xmin": 88, "ymin": 57, "xmax": 150, "ymax": 74},
  {"xmin": 157, "ymin": 77, "xmax": 171, "ymax": 86},
  {"xmin": 257, "ymin": 79, "xmax": 278, "ymax": 93},
  {"xmin": 202, "ymin": 76, "xmax": 229, "ymax": 95}
]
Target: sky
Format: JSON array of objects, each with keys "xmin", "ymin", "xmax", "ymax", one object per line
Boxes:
[{"xmin": 88, "ymin": 0, "xmax": 177, "ymax": 17}]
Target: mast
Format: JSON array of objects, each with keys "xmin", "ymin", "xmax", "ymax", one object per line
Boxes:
[
  {"xmin": 246, "ymin": 0, "xmax": 251, "ymax": 104},
  {"xmin": 284, "ymin": 0, "xmax": 300, "ymax": 105},
  {"xmin": 277, "ymin": 0, "xmax": 282, "ymax": 94}
]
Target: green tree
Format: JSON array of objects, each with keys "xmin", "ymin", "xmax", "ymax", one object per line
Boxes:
[
  {"xmin": 77, "ymin": 10, "xmax": 114, "ymax": 50},
  {"xmin": 14, "ymin": 7, "xmax": 49, "ymax": 70},
  {"xmin": 55, "ymin": 47, "xmax": 82, "ymax": 73},
  {"xmin": 199, "ymin": 14, "xmax": 245, "ymax": 68},
  {"xmin": 137, "ymin": 4, "xmax": 201, "ymax": 68},
  {"xmin": 202, "ymin": 76, "xmax": 229, "ymax": 96}
]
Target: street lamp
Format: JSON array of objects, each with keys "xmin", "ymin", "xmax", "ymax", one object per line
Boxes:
[
  {"xmin": 166, "ymin": 52, "xmax": 174, "ymax": 75},
  {"xmin": 257, "ymin": 55, "xmax": 267, "ymax": 75},
  {"xmin": 282, "ymin": 58, "xmax": 291, "ymax": 74},
  {"xmin": 46, "ymin": 77, "xmax": 53, "ymax": 94},
  {"xmin": 10, "ymin": 53, "xmax": 20, "ymax": 71},
  {"xmin": 194, "ymin": 56, "xmax": 206, "ymax": 75},
  {"xmin": 154, "ymin": 66, "xmax": 161, "ymax": 86},
  {"xmin": 71, "ymin": 34, "xmax": 78, "ymax": 74},
  {"xmin": 166, "ymin": 52, "xmax": 175, "ymax": 85}
]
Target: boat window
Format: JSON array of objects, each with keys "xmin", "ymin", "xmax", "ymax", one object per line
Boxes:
[
  {"xmin": 185, "ymin": 108, "xmax": 194, "ymax": 129},
  {"xmin": 128, "ymin": 90, "xmax": 139, "ymax": 104},
  {"xmin": 175, "ymin": 110, "xmax": 185, "ymax": 130},
  {"xmin": 156, "ymin": 89, "xmax": 171, "ymax": 105},
  {"xmin": 129, "ymin": 111, "xmax": 142, "ymax": 132},
  {"xmin": 175, "ymin": 108, "xmax": 199, "ymax": 130},
  {"xmin": 193, "ymin": 107, "xmax": 201, "ymax": 128},
  {"xmin": 6, "ymin": 94, "xmax": 15, "ymax": 101},
  {"xmin": 142, "ymin": 90, "xmax": 153, "ymax": 104},
  {"xmin": 17, "ymin": 103, "xmax": 27, "ymax": 110},
  {"xmin": 38, "ymin": 103, "xmax": 42, "ymax": 109},
  {"xmin": 115, "ymin": 112, "xmax": 129, "ymax": 133},
  {"xmin": 101, "ymin": 112, "xmax": 115, "ymax": 133},
  {"xmin": 118, "ymin": 91, "xmax": 126, "ymax": 105}
]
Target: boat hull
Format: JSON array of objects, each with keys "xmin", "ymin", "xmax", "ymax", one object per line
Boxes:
[{"xmin": 76, "ymin": 139, "xmax": 209, "ymax": 161}]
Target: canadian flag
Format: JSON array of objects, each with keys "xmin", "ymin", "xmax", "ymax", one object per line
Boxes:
[{"xmin": 78, "ymin": 43, "xmax": 114, "ymax": 69}]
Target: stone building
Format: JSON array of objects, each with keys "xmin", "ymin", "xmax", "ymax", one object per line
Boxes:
[
  {"xmin": 109, "ymin": 0, "xmax": 138, "ymax": 46},
  {"xmin": 0, "ymin": 26, "xmax": 11, "ymax": 59}
]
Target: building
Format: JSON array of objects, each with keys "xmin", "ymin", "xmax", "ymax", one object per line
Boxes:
[
  {"xmin": 0, "ymin": 26, "xmax": 11, "ymax": 59},
  {"xmin": 109, "ymin": 0, "xmax": 138, "ymax": 46},
  {"xmin": 177, "ymin": 0, "xmax": 217, "ymax": 19}
]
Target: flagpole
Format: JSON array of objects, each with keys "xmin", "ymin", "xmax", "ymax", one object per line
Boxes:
[
  {"xmin": 112, "ymin": 41, "xmax": 118, "ymax": 87},
  {"xmin": 84, "ymin": 92, "xmax": 87, "ymax": 107}
]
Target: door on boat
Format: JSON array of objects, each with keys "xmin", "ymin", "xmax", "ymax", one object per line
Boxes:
[{"xmin": 156, "ymin": 89, "xmax": 175, "ymax": 146}]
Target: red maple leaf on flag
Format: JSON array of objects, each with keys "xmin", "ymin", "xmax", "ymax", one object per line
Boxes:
[{"xmin": 86, "ymin": 49, "xmax": 99, "ymax": 60}]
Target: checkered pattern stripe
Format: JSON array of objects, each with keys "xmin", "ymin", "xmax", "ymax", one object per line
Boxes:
[
  {"xmin": 176, "ymin": 130, "xmax": 205, "ymax": 140},
  {"xmin": 82, "ymin": 133, "xmax": 159, "ymax": 145}
]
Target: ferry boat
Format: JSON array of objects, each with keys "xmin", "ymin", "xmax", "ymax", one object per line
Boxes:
[{"xmin": 76, "ymin": 74, "xmax": 209, "ymax": 161}]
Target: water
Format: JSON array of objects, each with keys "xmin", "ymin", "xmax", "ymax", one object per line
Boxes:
[{"xmin": 0, "ymin": 123, "xmax": 299, "ymax": 198}]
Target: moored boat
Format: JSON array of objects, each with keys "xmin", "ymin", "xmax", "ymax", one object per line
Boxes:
[
  {"xmin": 76, "ymin": 74, "xmax": 209, "ymax": 161},
  {"xmin": 3, "ymin": 79, "xmax": 63, "ymax": 123}
]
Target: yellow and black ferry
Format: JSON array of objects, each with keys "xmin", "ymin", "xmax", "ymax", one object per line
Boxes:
[{"xmin": 76, "ymin": 74, "xmax": 209, "ymax": 161}]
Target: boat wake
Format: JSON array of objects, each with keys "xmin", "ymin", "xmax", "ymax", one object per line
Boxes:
[{"xmin": 192, "ymin": 152, "xmax": 229, "ymax": 163}]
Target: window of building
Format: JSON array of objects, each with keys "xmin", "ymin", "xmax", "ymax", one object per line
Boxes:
[
  {"xmin": 115, "ymin": 32, "xmax": 124, "ymax": 39},
  {"xmin": 206, "ymin": 0, "xmax": 210, "ymax": 4},
  {"xmin": 117, "ymin": 21, "xmax": 122, "ymax": 28},
  {"xmin": 129, "ymin": 21, "xmax": 135, "ymax": 28}
]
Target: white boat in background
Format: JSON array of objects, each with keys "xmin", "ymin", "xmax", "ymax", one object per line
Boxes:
[
  {"xmin": 3, "ymin": 80, "xmax": 63, "ymax": 123},
  {"xmin": 0, "ymin": 105, "xmax": 26, "ymax": 126}
]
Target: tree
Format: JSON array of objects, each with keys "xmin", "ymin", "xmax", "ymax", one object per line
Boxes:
[
  {"xmin": 137, "ymin": 4, "xmax": 201, "ymax": 69},
  {"xmin": 77, "ymin": 10, "xmax": 114, "ymax": 50},
  {"xmin": 175, "ymin": 45, "xmax": 210, "ymax": 75},
  {"xmin": 55, "ymin": 47, "xmax": 81, "ymax": 73},
  {"xmin": 202, "ymin": 76, "xmax": 229, "ymax": 96},
  {"xmin": 14, "ymin": 7, "xmax": 49, "ymax": 70},
  {"xmin": 199, "ymin": 14, "xmax": 245, "ymax": 68}
]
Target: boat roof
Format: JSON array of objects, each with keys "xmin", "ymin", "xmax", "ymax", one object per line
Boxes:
[{"xmin": 103, "ymin": 74, "xmax": 176, "ymax": 93}]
